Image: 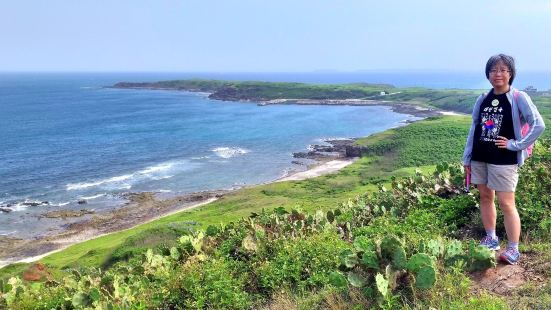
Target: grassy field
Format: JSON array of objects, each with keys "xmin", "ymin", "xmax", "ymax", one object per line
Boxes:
[
  {"xmin": 3, "ymin": 128, "xmax": 550, "ymax": 309},
  {"xmin": 1, "ymin": 82, "xmax": 549, "ymax": 308},
  {"xmin": 3, "ymin": 99, "xmax": 548, "ymax": 274},
  {"xmin": 0, "ymin": 116, "xmax": 471, "ymax": 278}
]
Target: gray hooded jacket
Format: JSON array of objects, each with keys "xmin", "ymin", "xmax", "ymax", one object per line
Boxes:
[{"xmin": 463, "ymin": 87, "xmax": 546, "ymax": 167}]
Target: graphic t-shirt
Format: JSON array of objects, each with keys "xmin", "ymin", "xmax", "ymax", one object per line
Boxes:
[{"xmin": 471, "ymin": 91, "xmax": 517, "ymax": 165}]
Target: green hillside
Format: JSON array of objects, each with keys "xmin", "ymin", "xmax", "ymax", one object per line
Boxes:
[{"xmin": 1, "ymin": 85, "xmax": 550, "ymax": 309}]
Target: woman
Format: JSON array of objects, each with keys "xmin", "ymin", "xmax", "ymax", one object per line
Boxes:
[{"xmin": 463, "ymin": 54, "xmax": 545, "ymax": 264}]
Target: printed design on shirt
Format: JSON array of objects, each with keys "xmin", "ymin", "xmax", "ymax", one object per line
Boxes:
[{"xmin": 480, "ymin": 106, "xmax": 504, "ymax": 142}]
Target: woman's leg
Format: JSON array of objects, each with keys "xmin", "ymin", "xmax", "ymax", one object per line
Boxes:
[
  {"xmin": 496, "ymin": 191, "xmax": 520, "ymax": 243},
  {"xmin": 478, "ymin": 184, "xmax": 496, "ymax": 232}
]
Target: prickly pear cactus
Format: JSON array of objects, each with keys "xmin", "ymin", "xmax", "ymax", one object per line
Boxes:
[
  {"xmin": 444, "ymin": 239, "xmax": 466, "ymax": 267},
  {"xmin": 391, "ymin": 246, "xmax": 407, "ymax": 270},
  {"xmin": 468, "ymin": 241, "xmax": 496, "ymax": 271},
  {"xmin": 179, "ymin": 235, "xmax": 192, "ymax": 245},
  {"xmin": 445, "ymin": 239, "xmax": 464, "ymax": 259},
  {"xmin": 190, "ymin": 232, "xmax": 204, "ymax": 253},
  {"xmin": 406, "ymin": 253, "xmax": 434, "ymax": 273},
  {"xmin": 170, "ymin": 247, "xmax": 180, "ymax": 260},
  {"xmin": 426, "ymin": 238, "xmax": 445, "ymax": 258},
  {"xmin": 72, "ymin": 291, "xmax": 91, "ymax": 308},
  {"xmin": 379, "ymin": 234, "xmax": 403, "ymax": 260},
  {"xmin": 385, "ymin": 264, "xmax": 401, "ymax": 290},
  {"xmin": 326, "ymin": 210, "xmax": 335, "ymax": 223},
  {"xmin": 375, "ymin": 273, "xmax": 389, "ymax": 297},
  {"xmin": 328, "ymin": 272, "xmax": 348, "ymax": 288},
  {"xmin": 361, "ymin": 250, "xmax": 379, "ymax": 269},
  {"xmin": 415, "ymin": 265, "xmax": 437, "ymax": 289},
  {"xmin": 340, "ymin": 249, "xmax": 359, "ymax": 268},
  {"xmin": 347, "ymin": 271, "xmax": 367, "ymax": 288},
  {"xmin": 353, "ymin": 235, "xmax": 374, "ymax": 253}
]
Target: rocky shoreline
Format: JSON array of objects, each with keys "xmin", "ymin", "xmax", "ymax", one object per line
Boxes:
[
  {"xmin": 0, "ymin": 138, "xmax": 360, "ymax": 267},
  {"xmin": 0, "ymin": 190, "xmax": 225, "ymax": 267},
  {"xmin": 292, "ymin": 138, "xmax": 362, "ymax": 160}
]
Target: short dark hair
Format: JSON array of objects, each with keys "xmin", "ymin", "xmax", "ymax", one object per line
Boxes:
[{"xmin": 485, "ymin": 54, "xmax": 516, "ymax": 85}]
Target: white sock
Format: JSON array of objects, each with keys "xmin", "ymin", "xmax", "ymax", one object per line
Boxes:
[{"xmin": 486, "ymin": 230, "xmax": 497, "ymax": 239}]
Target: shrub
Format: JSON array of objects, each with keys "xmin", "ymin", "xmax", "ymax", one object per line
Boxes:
[
  {"xmin": 256, "ymin": 231, "xmax": 351, "ymax": 293},
  {"xmin": 173, "ymin": 258, "xmax": 252, "ymax": 310}
]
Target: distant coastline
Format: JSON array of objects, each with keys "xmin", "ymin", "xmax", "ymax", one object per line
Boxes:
[{"xmin": 110, "ymin": 79, "xmax": 470, "ymax": 116}]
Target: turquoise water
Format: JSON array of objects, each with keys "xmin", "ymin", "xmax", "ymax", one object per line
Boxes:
[{"xmin": 0, "ymin": 73, "xmax": 421, "ymax": 238}]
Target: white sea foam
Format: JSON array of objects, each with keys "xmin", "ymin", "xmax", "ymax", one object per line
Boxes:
[
  {"xmin": 211, "ymin": 147, "xmax": 250, "ymax": 159},
  {"xmin": 149, "ymin": 175, "xmax": 174, "ymax": 181},
  {"xmin": 139, "ymin": 163, "xmax": 173, "ymax": 174},
  {"xmin": 0, "ymin": 231, "xmax": 16, "ymax": 236},
  {"xmin": 10, "ymin": 204, "xmax": 28, "ymax": 212},
  {"xmin": 5, "ymin": 200, "xmax": 49, "ymax": 212},
  {"xmin": 66, "ymin": 173, "xmax": 133, "ymax": 191},
  {"xmin": 314, "ymin": 137, "xmax": 353, "ymax": 143},
  {"xmin": 66, "ymin": 159, "xmax": 200, "ymax": 191},
  {"xmin": 191, "ymin": 156, "xmax": 211, "ymax": 160},
  {"xmin": 80, "ymin": 194, "xmax": 106, "ymax": 200}
]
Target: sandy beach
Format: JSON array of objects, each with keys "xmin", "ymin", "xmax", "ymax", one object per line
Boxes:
[
  {"xmin": 277, "ymin": 158, "xmax": 358, "ymax": 182},
  {"xmin": 254, "ymin": 98, "xmax": 447, "ymax": 118},
  {"xmin": 0, "ymin": 156, "xmax": 360, "ymax": 269}
]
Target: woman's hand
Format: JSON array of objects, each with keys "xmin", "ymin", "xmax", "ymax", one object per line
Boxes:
[
  {"xmin": 495, "ymin": 136, "xmax": 510, "ymax": 149},
  {"xmin": 464, "ymin": 165, "xmax": 471, "ymax": 192}
]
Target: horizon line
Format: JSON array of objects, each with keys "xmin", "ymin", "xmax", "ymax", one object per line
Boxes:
[{"xmin": 1, "ymin": 69, "xmax": 550, "ymax": 74}]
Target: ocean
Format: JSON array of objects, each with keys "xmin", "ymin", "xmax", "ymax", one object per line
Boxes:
[{"xmin": 1, "ymin": 71, "xmax": 550, "ymax": 238}]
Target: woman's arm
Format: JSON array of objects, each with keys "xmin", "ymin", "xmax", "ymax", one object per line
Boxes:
[
  {"xmin": 506, "ymin": 91, "xmax": 546, "ymax": 151},
  {"xmin": 463, "ymin": 94, "xmax": 485, "ymax": 165}
]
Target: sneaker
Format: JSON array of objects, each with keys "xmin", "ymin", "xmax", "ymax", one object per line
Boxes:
[
  {"xmin": 480, "ymin": 236, "xmax": 500, "ymax": 251},
  {"xmin": 499, "ymin": 247, "xmax": 521, "ymax": 265}
]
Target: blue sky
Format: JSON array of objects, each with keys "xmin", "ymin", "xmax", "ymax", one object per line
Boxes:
[{"xmin": 1, "ymin": 0, "xmax": 550, "ymax": 72}]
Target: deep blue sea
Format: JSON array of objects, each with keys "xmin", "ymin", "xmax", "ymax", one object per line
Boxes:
[{"xmin": 1, "ymin": 71, "xmax": 550, "ymax": 238}]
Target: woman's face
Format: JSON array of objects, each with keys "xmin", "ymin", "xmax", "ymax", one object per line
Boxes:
[{"xmin": 488, "ymin": 60, "xmax": 511, "ymax": 89}]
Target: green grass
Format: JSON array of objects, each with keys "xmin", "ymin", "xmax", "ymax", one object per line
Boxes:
[
  {"xmin": 0, "ymin": 115, "xmax": 472, "ymax": 278},
  {"xmin": 355, "ymin": 116, "xmax": 471, "ymax": 169},
  {"xmin": 1, "ymin": 102, "xmax": 547, "ymax": 281},
  {"xmin": 534, "ymin": 96, "xmax": 551, "ymax": 139}
]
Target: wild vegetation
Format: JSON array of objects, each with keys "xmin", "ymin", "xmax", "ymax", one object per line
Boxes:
[
  {"xmin": 1, "ymin": 139, "xmax": 550, "ymax": 309},
  {"xmin": 1, "ymin": 83, "xmax": 550, "ymax": 309}
]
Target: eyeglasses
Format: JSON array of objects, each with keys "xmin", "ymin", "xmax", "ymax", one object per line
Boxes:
[{"xmin": 489, "ymin": 69, "xmax": 510, "ymax": 75}]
